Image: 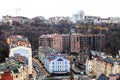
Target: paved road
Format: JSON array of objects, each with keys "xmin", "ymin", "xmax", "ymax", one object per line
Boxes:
[
  {"xmin": 33, "ymin": 58, "xmax": 50, "ymax": 76},
  {"xmin": 32, "ymin": 60, "xmax": 45, "ymax": 80}
]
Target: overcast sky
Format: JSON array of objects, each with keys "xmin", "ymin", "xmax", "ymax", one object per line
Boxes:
[{"xmin": 0, "ymin": 0, "xmax": 120, "ymax": 18}]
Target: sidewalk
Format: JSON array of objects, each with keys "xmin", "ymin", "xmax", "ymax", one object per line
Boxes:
[{"xmin": 32, "ymin": 67, "xmax": 37, "ymax": 79}]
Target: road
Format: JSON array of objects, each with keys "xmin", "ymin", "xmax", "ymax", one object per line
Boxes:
[
  {"xmin": 33, "ymin": 58, "xmax": 50, "ymax": 76},
  {"xmin": 32, "ymin": 59, "xmax": 45, "ymax": 80}
]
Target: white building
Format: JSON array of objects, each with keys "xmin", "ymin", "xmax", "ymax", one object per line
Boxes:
[
  {"xmin": 45, "ymin": 54, "xmax": 70, "ymax": 74},
  {"xmin": 71, "ymin": 10, "xmax": 85, "ymax": 23},
  {"xmin": 7, "ymin": 35, "xmax": 32, "ymax": 75},
  {"xmin": 71, "ymin": 14, "xmax": 78, "ymax": 23},
  {"xmin": 9, "ymin": 46, "xmax": 32, "ymax": 75},
  {"xmin": 77, "ymin": 10, "xmax": 85, "ymax": 21},
  {"xmin": 112, "ymin": 62, "xmax": 120, "ymax": 74},
  {"xmin": 85, "ymin": 58, "xmax": 94, "ymax": 75}
]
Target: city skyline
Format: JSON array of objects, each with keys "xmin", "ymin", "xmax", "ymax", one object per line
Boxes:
[{"xmin": 0, "ymin": 0, "xmax": 120, "ymax": 19}]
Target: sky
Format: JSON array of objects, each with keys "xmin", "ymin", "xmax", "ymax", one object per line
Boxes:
[{"xmin": 0, "ymin": 0, "xmax": 120, "ymax": 19}]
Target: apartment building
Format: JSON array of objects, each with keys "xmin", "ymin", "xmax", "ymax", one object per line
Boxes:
[
  {"xmin": 39, "ymin": 33, "xmax": 63, "ymax": 52},
  {"xmin": 92, "ymin": 57, "xmax": 120, "ymax": 79},
  {"xmin": 7, "ymin": 35, "xmax": 32, "ymax": 75},
  {"xmin": 2, "ymin": 15, "xmax": 13, "ymax": 26},
  {"xmin": 78, "ymin": 34, "xmax": 105, "ymax": 51},
  {"xmin": 12, "ymin": 16, "xmax": 29, "ymax": 24},
  {"xmin": 62, "ymin": 33, "xmax": 105, "ymax": 53},
  {"xmin": 39, "ymin": 33, "xmax": 105, "ymax": 53},
  {"xmin": 62, "ymin": 33, "xmax": 80, "ymax": 53}
]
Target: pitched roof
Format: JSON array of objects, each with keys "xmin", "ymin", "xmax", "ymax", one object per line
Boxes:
[
  {"xmin": 97, "ymin": 74, "xmax": 108, "ymax": 80},
  {"xmin": 0, "ymin": 69, "xmax": 13, "ymax": 80}
]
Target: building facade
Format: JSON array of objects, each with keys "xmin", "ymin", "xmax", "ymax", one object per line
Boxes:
[
  {"xmin": 7, "ymin": 35, "xmax": 32, "ymax": 75},
  {"xmin": 85, "ymin": 59, "xmax": 94, "ymax": 75},
  {"xmin": 39, "ymin": 33, "xmax": 105, "ymax": 54},
  {"xmin": 9, "ymin": 46, "xmax": 32, "ymax": 75},
  {"xmin": 39, "ymin": 33, "xmax": 63, "ymax": 52},
  {"xmin": 91, "ymin": 57, "xmax": 120, "ymax": 79},
  {"xmin": 45, "ymin": 54, "xmax": 70, "ymax": 74}
]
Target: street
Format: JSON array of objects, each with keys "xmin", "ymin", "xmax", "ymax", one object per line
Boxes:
[{"xmin": 32, "ymin": 59, "xmax": 45, "ymax": 80}]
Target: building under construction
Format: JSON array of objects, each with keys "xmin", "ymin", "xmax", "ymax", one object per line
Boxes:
[{"xmin": 39, "ymin": 33, "xmax": 105, "ymax": 54}]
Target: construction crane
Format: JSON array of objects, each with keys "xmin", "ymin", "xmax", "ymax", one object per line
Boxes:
[
  {"xmin": 96, "ymin": 26, "xmax": 109, "ymax": 31},
  {"xmin": 95, "ymin": 26, "xmax": 109, "ymax": 33},
  {"xmin": 68, "ymin": 24, "xmax": 74, "ymax": 80},
  {"xmin": 16, "ymin": 8, "xmax": 21, "ymax": 16}
]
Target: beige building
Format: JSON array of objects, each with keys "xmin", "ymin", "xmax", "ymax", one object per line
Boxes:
[
  {"xmin": 2, "ymin": 15, "xmax": 13, "ymax": 26},
  {"xmin": 11, "ymin": 65, "xmax": 27, "ymax": 80},
  {"xmin": 92, "ymin": 57, "xmax": 120, "ymax": 79},
  {"xmin": 85, "ymin": 59, "xmax": 94, "ymax": 75},
  {"xmin": 0, "ymin": 60, "xmax": 28, "ymax": 80}
]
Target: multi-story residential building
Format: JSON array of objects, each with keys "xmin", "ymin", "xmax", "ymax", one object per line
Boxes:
[
  {"xmin": 2, "ymin": 15, "xmax": 13, "ymax": 26},
  {"xmin": 86, "ymin": 59, "xmax": 94, "ymax": 75},
  {"xmin": 95, "ymin": 58, "xmax": 106, "ymax": 78},
  {"xmin": 12, "ymin": 16, "xmax": 29, "ymax": 24},
  {"xmin": 9, "ymin": 46, "xmax": 32, "ymax": 75},
  {"xmin": 78, "ymin": 34, "xmax": 105, "ymax": 51},
  {"xmin": 7, "ymin": 35, "xmax": 32, "ymax": 76},
  {"xmin": 62, "ymin": 33, "xmax": 105, "ymax": 53},
  {"xmin": 39, "ymin": 33, "xmax": 105, "ymax": 53},
  {"xmin": 92, "ymin": 57, "xmax": 120, "ymax": 79},
  {"xmin": 2, "ymin": 15, "xmax": 30, "ymax": 25},
  {"xmin": 84, "ymin": 16, "xmax": 100, "ymax": 24},
  {"xmin": 38, "ymin": 47, "xmax": 70, "ymax": 74},
  {"xmin": 49, "ymin": 16, "xmax": 70, "ymax": 24},
  {"xmin": 7, "ymin": 35, "xmax": 31, "ymax": 48},
  {"xmin": 98, "ymin": 18, "xmax": 110, "ymax": 23},
  {"xmin": 71, "ymin": 10, "xmax": 85, "ymax": 23},
  {"xmin": 77, "ymin": 10, "xmax": 85, "ymax": 21},
  {"xmin": 39, "ymin": 33, "xmax": 63, "ymax": 52},
  {"xmin": 62, "ymin": 33, "xmax": 80, "ymax": 53},
  {"xmin": 109, "ymin": 17, "xmax": 120, "ymax": 23},
  {"xmin": 45, "ymin": 54, "xmax": 70, "ymax": 74},
  {"xmin": 71, "ymin": 14, "xmax": 79, "ymax": 23}
]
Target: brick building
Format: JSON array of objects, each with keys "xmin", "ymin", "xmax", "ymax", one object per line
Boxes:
[
  {"xmin": 62, "ymin": 33, "xmax": 105, "ymax": 53},
  {"xmin": 39, "ymin": 33, "xmax": 63, "ymax": 52},
  {"xmin": 39, "ymin": 33, "xmax": 105, "ymax": 53},
  {"xmin": 78, "ymin": 34, "xmax": 105, "ymax": 51}
]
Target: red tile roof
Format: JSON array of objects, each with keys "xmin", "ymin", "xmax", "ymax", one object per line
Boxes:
[{"xmin": 0, "ymin": 69, "xmax": 13, "ymax": 80}]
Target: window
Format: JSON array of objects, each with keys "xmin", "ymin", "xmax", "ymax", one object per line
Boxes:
[
  {"xmin": 65, "ymin": 62, "xmax": 67, "ymax": 64},
  {"xmin": 65, "ymin": 65, "xmax": 67, "ymax": 68},
  {"xmin": 16, "ymin": 75, "xmax": 18, "ymax": 78}
]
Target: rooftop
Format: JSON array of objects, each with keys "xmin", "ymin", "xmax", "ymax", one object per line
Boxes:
[
  {"xmin": 0, "ymin": 60, "xmax": 25, "ymax": 73},
  {"xmin": 97, "ymin": 74, "xmax": 108, "ymax": 80}
]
